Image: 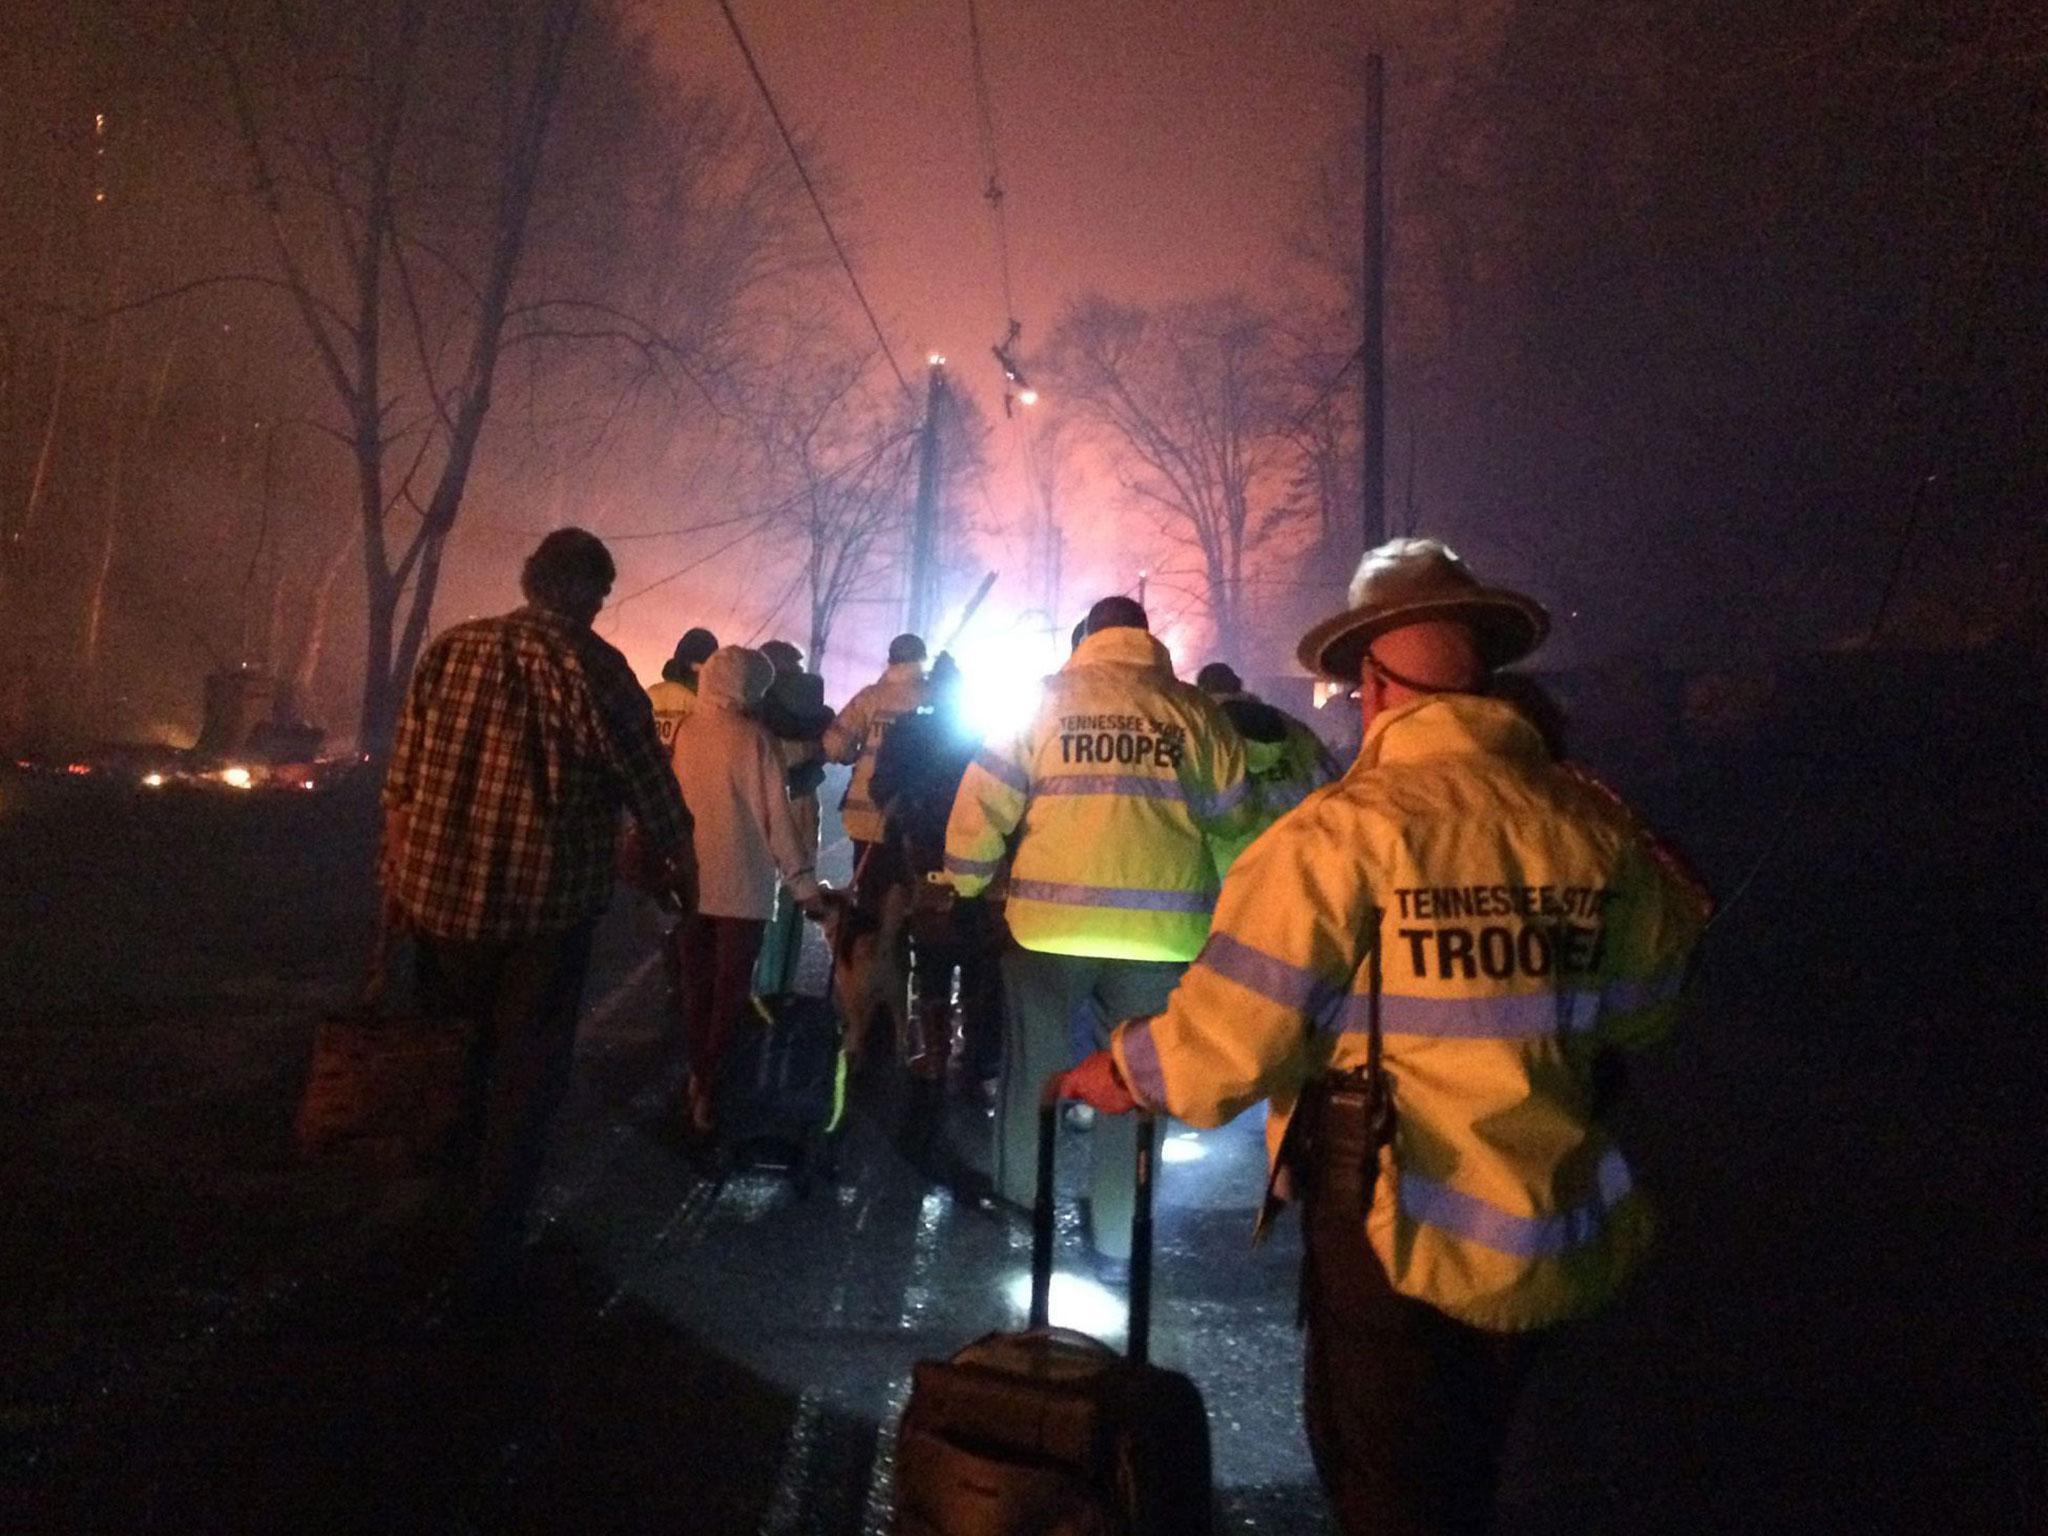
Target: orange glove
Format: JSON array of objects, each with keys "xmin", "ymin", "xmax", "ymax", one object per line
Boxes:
[{"xmin": 1061, "ymin": 1049, "xmax": 1139, "ymax": 1116}]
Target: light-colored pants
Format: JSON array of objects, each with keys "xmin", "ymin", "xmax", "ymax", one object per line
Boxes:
[{"xmin": 995, "ymin": 947, "xmax": 1181, "ymax": 1261}]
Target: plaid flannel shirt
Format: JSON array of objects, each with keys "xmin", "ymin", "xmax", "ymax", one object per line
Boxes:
[{"xmin": 382, "ymin": 606, "xmax": 689, "ymax": 941}]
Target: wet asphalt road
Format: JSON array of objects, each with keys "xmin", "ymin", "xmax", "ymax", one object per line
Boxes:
[
  {"xmin": 0, "ymin": 774, "xmax": 1331, "ymax": 1533},
  {"xmin": 2, "ymin": 687, "xmax": 2044, "ymax": 1536}
]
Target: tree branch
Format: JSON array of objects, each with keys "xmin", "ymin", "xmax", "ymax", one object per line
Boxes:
[{"xmin": 200, "ymin": 13, "xmax": 360, "ymax": 410}]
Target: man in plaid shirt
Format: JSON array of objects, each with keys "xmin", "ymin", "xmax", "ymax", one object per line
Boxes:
[{"xmin": 382, "ymin": 527, "xmax": 690, "ymax": 1310}]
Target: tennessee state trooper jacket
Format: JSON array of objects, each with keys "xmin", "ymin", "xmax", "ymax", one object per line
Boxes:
[
  {"xmin": 943, "ymin": 625, "xmax": 1254, "ymax": 962},
  {"xmin": 1110, "ymin": 692, "xmax": 1708, "ymax": 1330},
  {"xmin": 824, "ymin": 660, "xmax": 929, "ymax": 845}
]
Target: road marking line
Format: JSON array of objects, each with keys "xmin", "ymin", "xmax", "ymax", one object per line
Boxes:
[
  {"xmin": 860, "ymin": 1187, "xmax": 952, "ymax": 1535},
  {"xmin": 581, "ymin": 949, "xmax": 663, "ymax": 1036}
]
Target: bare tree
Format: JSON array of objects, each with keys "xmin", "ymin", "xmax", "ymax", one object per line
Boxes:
[
  {"xmin": 281, "ymin": 524, "xmax": 356, "ymax": 725},
  {"xmin": 196, "ymin": 0, "xmax": 801, "ymax": 748},
  {"xmin": 747, "ymin": 343, "xmax": 918, "ymax": 670},
  {"xmin": 1043, "ymin": 293, "xmax": 1302, "ymax": 662},
  {"xmin": 191, "ymin": 0, "xmax": 586, "ymax": 747},
  {"xmin": 1012, "ymin": 408, "xmax": 1075, "ymax": 624}
]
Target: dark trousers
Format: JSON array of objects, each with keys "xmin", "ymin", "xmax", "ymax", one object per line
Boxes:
[
  {"xmin": 910, "ymin": 894, "xmax": 1003, "ymax": 1081},
  {"xmin": 413, "ymin": 921, "xmax": 596, "ymax": 1295},
  {"xmin": 1302, "ymin": 1222, "xmax": 1545, "ymax": 1536},
  {"xmin": 995, "ymin": 947, "xmax": 1181, "ymax": 1261},
  {"xmin": 672, "ymin": 912, "xmax": 766, "ymax": 1095}
]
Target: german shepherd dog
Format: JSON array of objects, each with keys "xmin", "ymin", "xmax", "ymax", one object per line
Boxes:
[{"xmin": 823, "ymin": 880, "xmax": 911, "ymax": 1066}]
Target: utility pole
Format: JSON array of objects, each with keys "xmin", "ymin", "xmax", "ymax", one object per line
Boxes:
[
  {"xmin": 905, "ymin": 356, "xmax": 948, "ymax": 637},
  {"xmin": 1362, "ymin": 52, "xmax": 1387, "ymax": 550}
]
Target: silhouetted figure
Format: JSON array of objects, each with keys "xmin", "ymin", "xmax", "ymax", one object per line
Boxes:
[
  {"xmin": 648, "ymin": 626, "xmax": 719, "ymax": 749},
  {"xmin": 1062, "ymin": 539, "xmax": 1711, "ymax": 1534},
  {"xmin": 669, "ymin": 646, "xmax": 828, "ymax": 1139},
  {"xmin": 945, "ymin": 595, "xmax": 1253, "ymax": 1280},
  {"xmin": 824, "ymin": 633, "xmax": 929, "ymax": 903},
  {"xmin": 871, "ymin": 653, "xmax": 1001, "ymax": 1091},
  {"xmin": 382, "ymin": 528, "xmax": 691, "ymax": 1316}
]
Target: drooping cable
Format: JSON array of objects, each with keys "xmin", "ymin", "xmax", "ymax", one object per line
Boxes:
[
  {"xmin": 714, "ymin": 0, "xmax": 916, "ymax": 405},
  {"xmin": 965, "ymin": 0, "xmax": 1017, "ymax": 323},
  {"xmin": 962, "ymin": 0, "xmax": 1055, "ymax": 613},
  {"xmin": 603, "ymin": 426, "xmax": 920, "ymax": 617}
]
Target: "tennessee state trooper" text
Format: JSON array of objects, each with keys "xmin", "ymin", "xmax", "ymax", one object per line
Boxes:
[
  {"xmin": 1058, "ymin": 714, "xmax": 1186, "ymax": 769},
  {"xmin": 1391, "ymin": 883, "xmax": 1619, "ymax": 979}
]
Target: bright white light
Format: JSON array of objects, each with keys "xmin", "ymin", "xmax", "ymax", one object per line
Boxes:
[
  {"xmin": 1160, "ymin": 1132, "xmax": 1207, "ymax": 1165},
  {"xmin": 1018, "ymin": 388, "xmax": 1039, "ymax": 406},
  {"xmin": 950, "ymin": 623, "xmax": 1060, "ymax": 741},
  {"xmin": 927, "ymin": 352, "xmax": 946, "ymax": 367},
  {"xmin": 141, "ymin": 773, "xmax": 165, "ymax": 789},
  {"xmin": 220, "ymin": 766, "xmax": 253, "ymax": 790},
  {"xmin": 1004, "ymin": 1270, "xmax": 1127, "ymax": 1337}
]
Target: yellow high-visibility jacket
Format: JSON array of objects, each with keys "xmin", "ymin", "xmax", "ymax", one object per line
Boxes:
[
  {"xmin": 1213, "ymin": 694, "xmax": 1342, "ymax": 867},
  {"xmin": 825, "ymin": 661, "xmax": 928, "ymax": 844},
  {"xmin": 944, "ymin": 626, "xmax": 1253, "ymax": 962},
  {"xmin": 647, "ymin": 678, "xmax": 697, "ymax": 750},
  {"xmin": 1271, "ymin": 710, "xmax": 1340, "ymax": 809},
  {"xmin": 1111, "ymin": 693, "xmax": 1708, "ymax": 1331}
]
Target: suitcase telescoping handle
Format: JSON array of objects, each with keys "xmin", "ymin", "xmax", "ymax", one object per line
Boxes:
[{"xmin": 1032, "ymin": 1073, "xmax": 1158, "ymax": 1364}]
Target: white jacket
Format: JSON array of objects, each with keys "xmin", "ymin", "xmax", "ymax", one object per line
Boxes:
[{"xmin": 672, "ymin": 652, "xmax": 820, "ymax": 920}]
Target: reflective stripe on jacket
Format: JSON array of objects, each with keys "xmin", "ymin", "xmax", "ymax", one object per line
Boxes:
[
  {"xmin": 824, "ymin": 661, "xmax": 928, "ymax": 843},
  {"xmin": 1109, "ymin": 693, "xmax": 1707, "ymax": 1330},
  {"xmin": 944, "ymin": 626, "xmax": 1253, "ymax": 962}
]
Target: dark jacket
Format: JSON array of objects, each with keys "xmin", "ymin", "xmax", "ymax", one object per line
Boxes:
[{"xmin": 870, "ymin": 703, "xmax": 978, "ymax": 874}]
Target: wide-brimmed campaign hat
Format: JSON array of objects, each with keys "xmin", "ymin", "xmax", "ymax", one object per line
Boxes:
[{"xmin": 1296, "ymin": 538, "xmax": 1549, "ymax": 681}]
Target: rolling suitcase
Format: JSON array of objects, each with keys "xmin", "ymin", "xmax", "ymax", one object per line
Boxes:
[
  {"xmin": 892, "ymin": 1074, "xmax": 1214, "ymax": 1535},
  {"xmin": 714, "ymin": 993, "xmax": 847, "ymax": 1191}
]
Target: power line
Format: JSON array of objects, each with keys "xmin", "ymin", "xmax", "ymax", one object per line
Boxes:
[
  {"xmin": 605, "ymin": 520, "xmax": 771, "ymax": 615},
  {"xmin": 964, "ymin": 0, "xmax": 1017, "ymax": 322},
  {"xmin": 602, "ymin": 426, "xmax": 919, "ymax": 617},
  {"xmin": 465, "ymin": 508, "xmax": 765, "ymax": 543},
  {"xmin": 961, "ymin": 0, "xmax": 1063, "ymax": 617},
  {"xmin": 714, "ymin": 0, "xmax": 916, "ymax": 405},
  {"xmin": 473, "ymin": 427, "xmax": 915, "ymax": 547},
  {"xmin": 742, "ymin": 564, "xmax": 811, "ymax": 647}
]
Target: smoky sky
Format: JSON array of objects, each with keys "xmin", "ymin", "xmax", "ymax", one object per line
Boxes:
[
  {"xmin": 4, "ymin": 0, "xmax": 2040, "ymax": 748},
  {"xmin": 628, "ymin": 0, "xmax": 2044, "ymax": 676}
]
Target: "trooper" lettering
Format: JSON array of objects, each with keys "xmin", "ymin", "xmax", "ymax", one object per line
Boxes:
[{"xmin": 1395, "ymin": 922, "xmax": 1607, "ymax": 980}]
